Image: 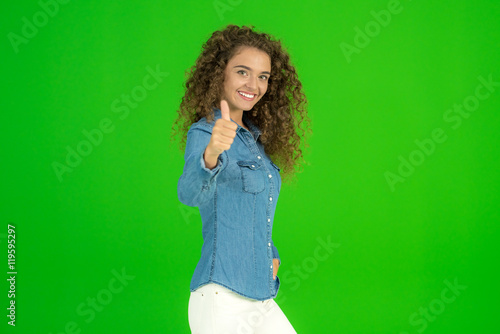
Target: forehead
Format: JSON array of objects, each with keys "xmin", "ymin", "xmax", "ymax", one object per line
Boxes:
[{"xmin": 227, "ymin": 46, "xmax": 271, "ymax": 70}]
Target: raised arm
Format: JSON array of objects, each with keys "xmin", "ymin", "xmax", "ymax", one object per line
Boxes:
[{"xmin": 177, "ymin": 100, "xmax": 237, "ymax": 207}]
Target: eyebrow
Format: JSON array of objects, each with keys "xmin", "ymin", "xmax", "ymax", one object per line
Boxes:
[{"xmin": 233, "ymin": 65, "xmax": 271, "ymax": 75}]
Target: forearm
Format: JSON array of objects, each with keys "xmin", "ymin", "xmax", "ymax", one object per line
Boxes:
[
  {"xmin": 178, "ymin": 149, "xmax": 225, "ymax": 207},
  {"xmin": 203, "ymin": 146, "xmax": 220, "ymax": 170}
]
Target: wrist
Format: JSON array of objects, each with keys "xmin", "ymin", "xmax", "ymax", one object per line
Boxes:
[{"xmin": 203, "ymin": 147, "xmax": 219, "ymax": 170}]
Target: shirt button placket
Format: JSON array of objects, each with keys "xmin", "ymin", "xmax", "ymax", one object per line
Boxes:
[
  {"xmin": 267, "ymin": 162, "xmax": 274, "ymax": 288},
  {"xmin": 255, "ymin": 149, "xmax": 275, "ymax": 291}
]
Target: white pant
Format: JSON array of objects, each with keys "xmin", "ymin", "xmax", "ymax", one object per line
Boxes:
[{"xmin": 188, "ymin": 283, "xmax": 297, "ymax": 334}]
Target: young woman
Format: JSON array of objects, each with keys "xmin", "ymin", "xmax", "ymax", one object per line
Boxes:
[{"xmin": 172, "ymin": 24, "xmax": 310, "ymax": 334}]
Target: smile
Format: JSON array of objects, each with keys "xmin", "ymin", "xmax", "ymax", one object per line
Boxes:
[{"xmin": 238, "ymin": 91, "xmax": 256, "ymax": 100}]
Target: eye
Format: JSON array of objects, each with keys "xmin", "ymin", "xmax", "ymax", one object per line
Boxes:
[
  {"xmin": 259, "ymin": 75, "xmax": 269, "ymax": 80},
  {"xmin": 237, "ymin": 70, "xmax": 247, "ymax": 76}
]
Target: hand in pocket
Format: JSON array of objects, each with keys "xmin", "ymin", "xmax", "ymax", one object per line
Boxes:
[{"xmin": 273, "ymin": 258, "xmax": 280, "ymax": 280}]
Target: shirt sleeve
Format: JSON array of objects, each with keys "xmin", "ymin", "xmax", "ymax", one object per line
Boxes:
[
  {"xmin": 177, "ymin": 126, "xmax": 227, "ymax": 207},
  {"xmin": 271, "ymin": 240, "xmax": 281, "ymax": 265}
]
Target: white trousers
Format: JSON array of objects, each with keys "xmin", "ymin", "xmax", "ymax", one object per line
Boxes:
[{"xmin": 188, "ymin": 283, "xmax": 297, "ymax": 334}]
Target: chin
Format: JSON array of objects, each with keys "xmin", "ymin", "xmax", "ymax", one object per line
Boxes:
[{"xmin": 235, "ymin": 102, "xmax": 256, "ymax": 111}]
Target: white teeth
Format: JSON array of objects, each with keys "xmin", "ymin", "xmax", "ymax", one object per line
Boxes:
[{"xmin": 238, "ymin": 91, "xmax": 255, "ymax": 98}]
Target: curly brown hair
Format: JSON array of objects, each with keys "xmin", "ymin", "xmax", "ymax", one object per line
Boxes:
[{"xmin": 170, "ymin": 24, "xmax": 311, "ymax": 183}]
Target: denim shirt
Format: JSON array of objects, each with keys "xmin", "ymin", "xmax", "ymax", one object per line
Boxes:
[{"xmin": 177, "ymin": 107, "xmax": 282, "ymax": 301}]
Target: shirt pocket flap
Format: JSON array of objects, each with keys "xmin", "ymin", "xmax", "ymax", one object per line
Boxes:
[
  {"xmin": 237, "ymin": 160, "xmax": 262, "ymax": 170},
  {"xmin": 270, "ymin": 161, "xmax": 281, "ymax": 172}
]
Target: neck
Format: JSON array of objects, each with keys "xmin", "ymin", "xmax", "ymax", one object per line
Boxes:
[{"xmin": 230, "ymin": 109, "xmax": 245, "ymax": 128}]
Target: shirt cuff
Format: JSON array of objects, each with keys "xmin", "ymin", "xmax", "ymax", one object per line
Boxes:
[
  {"xmin": 199, "ymin": 150, "xmax": 225, "ymax": 177},
  {"xmin": 272, "ymin": 242, "xmax": 281, "ymax": 266}
]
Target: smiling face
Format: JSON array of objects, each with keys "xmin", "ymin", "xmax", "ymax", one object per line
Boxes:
[{"xmin": 222, "ymin": 46, "xmax": 271, "ymax": 114}]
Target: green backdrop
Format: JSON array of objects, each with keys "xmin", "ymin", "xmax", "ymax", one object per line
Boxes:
[{"xmin": 2, "ymin": 0, "xmax": 499, "ymax": 333}]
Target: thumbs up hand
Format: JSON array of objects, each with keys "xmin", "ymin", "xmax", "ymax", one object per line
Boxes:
[
  {"xmin": 220, "ymin": 99, "xmax": 231, "ymax": 121},
  {"xmin": 203, "ymin": 100, "xmax": 238, "ymax": 169}
]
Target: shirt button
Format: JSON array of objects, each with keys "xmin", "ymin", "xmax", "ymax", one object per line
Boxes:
[
  {"xmin": 268, "ymin": 174, "xmax": 272, "ymax": 178},
  {"xmin": 269, "ymin": 197, "xmax": 272, "ymax": 201},
  {"xmin": 257, "ymin": 156, "xmax": 261, "ymax": 159},
  {"xmin": 268, "ymin": 218, "xmax": 270, "ymax": 222},
  {"xmin": 270, "ymin": 265, "xmax": 273, "ymax": 269},
  {"xmin": 251, "ymin": 165, "xmax": 255, "ymax": 168},
  {"xmin": 268, "ymin": 243, "xmax": 271, "ymax": 246}
]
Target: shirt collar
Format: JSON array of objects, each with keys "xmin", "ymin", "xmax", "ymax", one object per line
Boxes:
[{"xmin": 212, "ymin": 107, "xmax": 261, "ymax": 141}]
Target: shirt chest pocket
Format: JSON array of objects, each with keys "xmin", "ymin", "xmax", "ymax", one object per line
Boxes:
[{"xmin": 237, "ymin": 160, "xmax": 265, "ymax": 194}]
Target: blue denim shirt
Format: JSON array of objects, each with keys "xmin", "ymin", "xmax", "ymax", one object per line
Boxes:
[{"xmin": 177, "ymin": 107, "xmax": 282, "ymax": 301}]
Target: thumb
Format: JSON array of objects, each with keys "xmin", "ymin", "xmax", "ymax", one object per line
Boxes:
[{"xmin": 220, "ymin": 100, "xmax": 231, "ymax": 121}]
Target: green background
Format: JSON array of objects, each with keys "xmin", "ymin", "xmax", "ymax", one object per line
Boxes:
[{"xmin": 2, "ymin": 0, "xmax": 499, "ymax": 333}]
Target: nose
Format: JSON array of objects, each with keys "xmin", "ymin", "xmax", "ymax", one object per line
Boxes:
[{"xmin": 245, "ymin": 74, "xmax": 258, "ymax": 91}]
